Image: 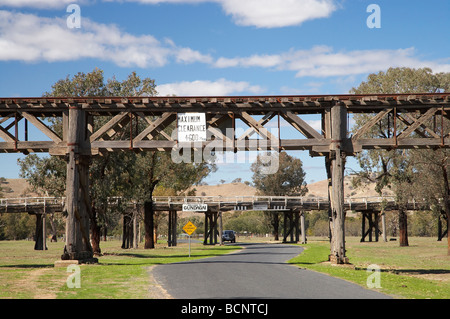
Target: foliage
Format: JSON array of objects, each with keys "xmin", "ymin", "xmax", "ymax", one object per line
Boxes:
[
  {"xmin": 350, "ymin": 68, "xmax": 450, "ymax": 198},
  {"xmin": 0, "ymin": 214, "xmax": 34, "ymax": 240},
  {"xmin": 350, "ymin": 67, "xmax": 450, "ymax": 249},
  {"xmin": 15, "ymin": 68, "xmax": 215, "ymax": 249},
  {"xmin": 18, "ymin": 154, "xmax": 66, "ymax": 197},
  {"xmin": 251, "ymin": 151, "xmax": 308, "ymax": 196},
  {"xmin": 251, "ymin": 151, "xmax": 308, "ymax": 239},
  {"xmin": 223, "ymin": 211, "xmax": 272, "ymax": 235}
]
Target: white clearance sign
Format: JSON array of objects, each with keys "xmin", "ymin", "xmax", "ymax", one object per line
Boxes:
[
  {"xmin": 178, "ymin": 113, "xmax": 207, "ymax": 142},
  {"xmin": 182, "ymin": 203, "xmax": 208, "ymax": 212}
]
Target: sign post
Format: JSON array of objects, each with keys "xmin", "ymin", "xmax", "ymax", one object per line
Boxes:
[{"xmin": 182, "ymin": 221, "xmax": 197, "ymax": 258}]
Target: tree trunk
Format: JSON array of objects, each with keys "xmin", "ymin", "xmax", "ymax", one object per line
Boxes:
[
  {"xmin": 398, "ymin": 207, "xmax": 409, "ymax": 247},
  {"xmin": 49, "ymin": 213, "xmax": 57, "ymax": 242},
  {"xmin": 121, "ymin": 213, "xmax": 134, "ymax": 249},
  {"xmin": 90, "ymin": 205, "xmax": 101, "ymax": 256},
  {"xmin": 441, "ymin": 163, "xmax": 450, "ymax": 255},
  {"xmin": 447, "ymin": 218, "xmax": 450, "ymax": 256}
]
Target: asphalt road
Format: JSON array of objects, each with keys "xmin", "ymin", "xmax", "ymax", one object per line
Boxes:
[{"xmin": 151, "ymin": 243, "xmax": 391, "ymax": 299}]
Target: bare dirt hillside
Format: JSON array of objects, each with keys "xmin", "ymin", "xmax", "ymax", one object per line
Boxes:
[
  {"xmin": 305, "ymin": 175, "xmax": 393, "ymax": 199},
  {"xmin": 1, "ymin": 178, "xmax": 39, "ymax": 198},
  {"xmin": 192, "ymin": 175, "xmax": 391, "ymax": 199},
  {"xmin": 192, "ymin": 182, "xmax": 257, "ymax": 197},
  {"xmin": 3, "ymin": 176, "xmax": 392, "ymax": 199}
]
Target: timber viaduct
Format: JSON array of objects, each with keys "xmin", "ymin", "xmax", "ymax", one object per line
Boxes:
[
  {"xmin": 0, "ymin": 194, "xmax": 446, "ymax": 249},
  {"xmin": 1, "ymin": 93, "xmax": 450, "ymax": 263}
]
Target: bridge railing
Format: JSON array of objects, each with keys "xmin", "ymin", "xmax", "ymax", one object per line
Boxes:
[
  {"xmin": 0, "ymin": 195, "xmax": 432, "ymax": 210},
  {"xmin": 0, "ymin": 197, "xmax": 64, "ymax": 207},
  {"xmin": 150, "ymin": 195, "xmax": 400, "ymax": 205}
]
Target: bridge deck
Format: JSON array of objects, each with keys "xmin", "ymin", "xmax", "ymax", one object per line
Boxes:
[{"xmin": 0, "ymin": 196, "xmax": 432, "ymax": 214}]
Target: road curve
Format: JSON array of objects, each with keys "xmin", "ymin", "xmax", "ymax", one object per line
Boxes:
[{"xmin": 151, "ymin": 243, "xmax": 391, "ymax": 299}]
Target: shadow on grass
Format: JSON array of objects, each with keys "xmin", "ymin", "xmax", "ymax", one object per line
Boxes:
[
  {"xmin": 382, "ymin": 268, "xmax": 450, "ymax": 275},
  {"xmin": 0, "ymin": 264, "xmax": 54, "ymax": 269}
]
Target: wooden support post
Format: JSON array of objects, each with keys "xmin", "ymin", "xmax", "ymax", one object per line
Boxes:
[
  {"xmin": 329, "ymin": 102, "xmax": 349, "ymax": 264},
  {"xmin": 168, "ymin": 210, "xmax": 178, "ymax": 247},
  {"xmin": 361, "ymin": 211, "xmax": 381, "ymax": 243},
  {"xmin": 374, "ymin": 212, "xmax": 380, "ymax": 242},
  {"xmin": 204, "ymin": 212, "xmax": 218, "ymax": 245},
  {"xmin": 34, "ymin": 213, "xmax": 47, "ymax": 251},
  {"xmin": 218, "ymin": 211, "xmax": 223, "ymax": 246},
  {"xmin": 300, "ymin": 212, "xmax": 307, "ymax": 244},
  {"xmin": 168, "ymin": 210, "xmax": 173, "ymax": 247},
  {"xmin": 144, "ymin": 201, "xmax": 155, "ymax": 249},
  {"xmin": 381, "ymin": 211, "xmax": 387, "ymax": 242},
  {"xmin": 282, "ymin": 211, "xmax": 298, "ymax": 243},
  {"xmin": 173, "ymin": 210, "xmax": 177, "ymax": 247},
  {"xmin": 290, "ymin": 211, "xmax": 295, "ymax": 243},
  {"xmin": 361, "ymin": 212, "xmax": 366, "ymax": 242},
  {"xmin": 213, "ymin": 212, "xmax": 218, "ymax": 245},
  {"xmin": 61, "ymin": 106, "xmax": 96, "ymax": 262},
  {"xmin": 283, "ymin": 212, "xmax": 288, "ymax": 243},
  {"xmin": 43, "ymin": 206, "xmax": 47, "ymax": 250},
  {"xmin": 204, "ymin": 212, "xmax": 209, "ymax": 245},
  {"xmin": 294, "ymin": 211, "xmax": 300, "ymax": 243},
  {"xmin": 121, "ymin": 212, "xmax": 134, "ymax": 249}
]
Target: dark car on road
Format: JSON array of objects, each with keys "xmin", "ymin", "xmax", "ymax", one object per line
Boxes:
[{"xmin": 222, "ymin": 230, "xmax": 236, "ymax": 243}]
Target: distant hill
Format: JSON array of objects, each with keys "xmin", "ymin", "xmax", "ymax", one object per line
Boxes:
[
  {"xmin": 2, "ymin": 176, "xmax": 392, "ymax": 199},
  {"xmin": 0, "ymin": 178, "xmax": 39, "ymax": 198},
  {"xmin": 305, "ymin": 175, "xmax": 393, "ymax": 199},
  {"xmin": 192, "ymin": 182, "xmax": 257, "ymax": 197},
  {"xmin": 193, "ymin": 175, "xmax": 392, "ymax": 199}
]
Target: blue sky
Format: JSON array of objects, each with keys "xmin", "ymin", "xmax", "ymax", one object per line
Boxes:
[{"xmin": 0, "ymin": 0, "xmax": 449, "ymax": 186}]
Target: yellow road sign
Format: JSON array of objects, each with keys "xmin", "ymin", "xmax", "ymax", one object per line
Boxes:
[{"xmin": 183, "ymin": 221, "xmax": 197, "ymax": 236}]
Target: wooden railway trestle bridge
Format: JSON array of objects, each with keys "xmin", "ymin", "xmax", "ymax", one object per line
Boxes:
[
  {"xmin": 1, "ymin": 93, "xmax": 450, "ymax": 264},
  {"xmin": 1, "ymin": 195, "xmax": 447, "ymax": 250}
]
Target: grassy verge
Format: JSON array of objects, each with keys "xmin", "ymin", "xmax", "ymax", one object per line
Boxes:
[
  {"xmin": 288, "ymin": 237, "xmax": 450, "ymax": 299},
  {"xmin": 0, "ymin": 240, "xmax": 241, "ymax": 299}
]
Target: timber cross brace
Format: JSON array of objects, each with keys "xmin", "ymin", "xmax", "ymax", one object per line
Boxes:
[{"xmin": 1, "ymin": 93, "xmax": 450, "ymax": 264}]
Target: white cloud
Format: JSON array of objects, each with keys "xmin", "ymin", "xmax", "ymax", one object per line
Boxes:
[
  {"xmin": 102, "ymin": 0, "xmax": 338, "ymax": 28},
  {"xmin": 0, "ymin": 0, "xmax": 82, "ymax": 9},
  {"xmin": 219, "ymin": 0, "xmax": 337, "ymax": 28},
  {"xmin": 0, "ymin": 10, "xmax": 210, "ymax": 68},
  {"xmin": 157, "ymin": 78, "xmax": 265, "ymax": 96},
  {"xmin": 213, "ymin": 46, "xmax": 450, "ymax": 78},
  {"xmin": 305, "ymin": 120, "xmax": 322, "ymax": 131},
  {"xmin": 175, "ymin": 47, "xmax": 213, "ymax": 64},
  {"xmin": 1, "ymin": 0, "xmax": 338, "ymax": 28}
]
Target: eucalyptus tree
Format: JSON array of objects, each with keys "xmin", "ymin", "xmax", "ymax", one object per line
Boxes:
[
  {"xmin": 350, "ymin": 67, "xmax": 450, "ymax": 248},
  {"xmin": 19, "ymin": 68, "xmax": 215, "ymax": 253},
  {"xmin": 251, "ymin": 151, "xmax": 308, "ymax": 240}
]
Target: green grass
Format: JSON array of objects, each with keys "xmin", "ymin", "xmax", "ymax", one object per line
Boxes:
[
  {"xmin": 1, "ymin": 237, "xmax": 449, "ymax": 299},
  {"xmin": 0, "ymin": 240, "xmax": 241, "ymax": 299},
  {"xmin": 288, "ymin": 237, "xmax": 450, "ymax": 299}
]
